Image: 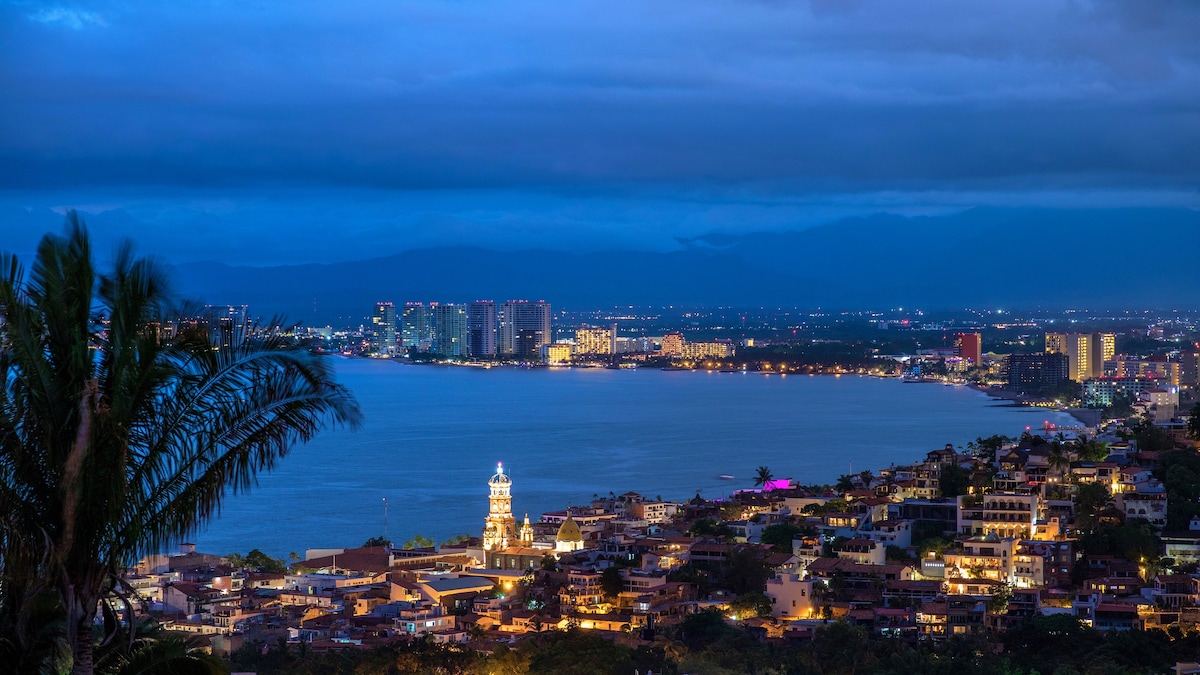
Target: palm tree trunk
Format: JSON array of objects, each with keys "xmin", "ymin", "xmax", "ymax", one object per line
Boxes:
[{"xmin": 72, "ymin": 620, "xmax": 94, "ymax": 675}]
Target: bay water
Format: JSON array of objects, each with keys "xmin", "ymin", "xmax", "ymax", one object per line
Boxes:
[{"xmin": 196, "ymin": 358, "xmax": 1075, "ymax": 557}]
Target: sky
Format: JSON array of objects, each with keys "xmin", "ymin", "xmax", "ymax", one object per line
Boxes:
[{"xmin": 2, "ymin": 0, "xmax": 1198, "ymax": 265}]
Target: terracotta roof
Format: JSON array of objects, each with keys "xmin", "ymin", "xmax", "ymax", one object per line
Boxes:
[{"xmin": 302, "ymin": 546, "xmax": 391, "ymax": 573}]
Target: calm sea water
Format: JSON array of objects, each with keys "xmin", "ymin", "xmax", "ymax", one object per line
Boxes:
[{"xmin": 196, "ymin": 359, "xmax": 1075, "ymax": 557}]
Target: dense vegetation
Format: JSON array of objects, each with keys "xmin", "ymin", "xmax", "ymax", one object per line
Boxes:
[{"xmin": 228, "ymin": 613, "xmax": 1200, "ymax": 675}]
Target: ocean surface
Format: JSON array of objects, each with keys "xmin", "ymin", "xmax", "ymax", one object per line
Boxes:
[{"xmin": 195, "ymin": 359, "xmax": 1076, "ymax": 557}]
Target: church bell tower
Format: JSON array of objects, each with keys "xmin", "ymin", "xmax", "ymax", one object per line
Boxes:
[{"xmin": 482, "ymin": 462, "xmax": 516, "ymax": 551}]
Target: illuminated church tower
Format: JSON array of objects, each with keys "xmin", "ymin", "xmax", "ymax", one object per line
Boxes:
[
  {"xmin": 483, "ymin": 463, "xmax": 517, "ymax": 551},
  {"xmin": 519, "ymin": 513, "xmax": 535, "ymax": 546}
]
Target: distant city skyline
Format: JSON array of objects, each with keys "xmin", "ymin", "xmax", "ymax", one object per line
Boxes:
[{"xmin": 2, "ymin": 1, "xmax": 1198, "ymax": 266}]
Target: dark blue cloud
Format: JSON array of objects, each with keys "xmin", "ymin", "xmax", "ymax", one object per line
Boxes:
[{"xmin": 1, "ymin": 0, "xmax": 1198, "ymax": 262}]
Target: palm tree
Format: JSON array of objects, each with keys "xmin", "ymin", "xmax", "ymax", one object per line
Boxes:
[
  {"xmin": 1072, "ymin": 435, "xmax": 1111, "ymax": 463},
  {"xmin": 753, "ymin": 465, "xmax": 774, "ymax": 489},
  {"xmin": 1045, "ymin": 442, "xmax": 1073, "ymax": 481},
  {"xmin": 0, "ymin": 216, "xmax": 361, "ymax": 674}
]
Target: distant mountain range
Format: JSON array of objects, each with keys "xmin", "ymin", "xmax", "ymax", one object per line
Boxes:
[{"xmin": 165, "ymin": 206, "xmax": 1200, "ymax": 324}]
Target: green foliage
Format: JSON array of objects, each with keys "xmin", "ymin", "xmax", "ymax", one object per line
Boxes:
[
  {"xmin": 226, "ymin": 549, "xmax": 287, "ymax": 574},
  {"xmin": 1103, "ymin": 392, "xmax": 1138, "ymax": 420},
  {"xmin": 362, "ymin": 535, "xmax": 389, "ymax": 547},
  {"xmin": 836, "ymin": 474, "xmax": 856, "ymax": 492},
  {"xmin": 1073, "ymin": 481, "xmax": 1114, "ymax": 532},
  {"xmin": 970, "ymin": 434, "xmax": 1011, "ymax": 456},
  {"xmin": 1189, "ymin": 402, "xmax": 1200, "ymax": 440},
  {"xmin": 687, "ymin": 518, "xmax": 733, "ymax": 538},
  {"xmin": 1157, "ymin": 448, "xmax": 1200, "ymax": 530},
  {"xmin": 753, "ymin": 465, "xmax": 774, "ymax": 488},
  {"xmin": 723, "ymin": 548, "xmax": 771, "ymax": 595},
  {"xmin": 599, "ymin": 566, "xmax": 623, "ymax": 600},
  {"xmin": 988, "ymin": 581, "xmax": 1014, "ymax": 613},
  {"xmin": 524, "ymin": 629, "xmax": 637, "ymax": 675},
  {"xmin": 401, "ymin": 533, "xmax": 436, "ymax": 549},
  {"xmin": 677, "ymin": 608, "xmax": 737, "ymax": 651},
  {"xmin": 918, "ymin": 536, "xmax": 955, "ymax": 559},
  {"xmin": 666, "ymin": 563, "xmax": 712, "ymax": 597},
  {"xmin": 728, "ymin": 591, "xmax": 773, "ymax": 619},
  {"xmin": 759, "ymin": 522, "xmax": 801, "ymax": 552},
  {"xmin": 938, "ymin": 463, "xmax": 970, "ymax": 498},
  {"xmin": 1125, "ymin": 418, "xmax": 1178, "ymax": 453},
  {"xmin": 1078, "ymin": 520, "xmax": 1160, "ymax": 564},
  {"xmin": 440, "ymin": 532, "xmax": 472, "ymax": 546}
]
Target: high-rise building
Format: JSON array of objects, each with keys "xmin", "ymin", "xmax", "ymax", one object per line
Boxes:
[
  {"xmin": 1007, "ymin": 352, "xmax": 1068, "ymax": 393},
  {"xmin": 1099, "ymin": 332, "xmax": 1116, "ymax": 365},
  {"xmin": 482, "ymin": 463, "xmax": 516, "ymax": 552},
  {"xmin": 468, "ymin": 300, "xmax": 497, "ymax": 358},
  {"xmin": 954, "ymin": 332, "xmax": 983, "ymax": 368},
  {"xmin": 1045, "ymin": 332, "xmax": 1108, "ymax": 381},
  {"xmin": 203, "ymin": 304, "xmax": 249, "ymax": 349},
  {"xmin": 432, "ymin": 304, "xmax": 468, "ymax": 357},
  {"xmin": 575, "ymin": 324, "xmax": 616, "ymax": 355},
  {"xmin": 661, "ymin": 332, "xmax": 684, "ymax": 357},
  {"xmin": 370, "ymin": 301, "xmax": 397, "ymax": 355},
  {"xmin": 499, "ymin": 300, "xmax": 551, "ymax": 359},
  {"xmin": 401, "ymin": 302, "xmax": 429, "ymax": 350}
]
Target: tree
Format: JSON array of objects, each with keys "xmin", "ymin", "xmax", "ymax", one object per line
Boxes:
[
  {"xmin": 1045, "ymin": 442, "xmax": 1073, "ymax": 479},
  {"xmin": 760, "ymin": 522, "xmax": 801, "ymax": 552},
  {"xmin": 836, "ymin": 474, "xmax": 856, "ymax": 493},
  {"xmin": 1188, "ymin": 402, "xmax": 1200, "ymax": 441},
  {"xmin": 938, "ymin": 464, "xmax": 970, "ymax": 498},
  {"xmin": 600, "ymin": 566, "xmax": 624, "ymax": 600},
  {"xmin": 728, "ymin": 591, "xmax": 772, "ymax": 619},
  {"xmin": 362, "ymin": 535, "xmax": 389, "ymax": 547},
  {"xmin": 401, "ymin": 534, "xmax": 435, "ymax": 549},
  {"xmin": 753, "ymin": 465, "xmax": 774, "ymax": 489},
  {"xmin": 971, "ymin": 434, "xmax": 1011, "ymax": 458},
  {"xmin": 1072, "ymin": 435, "xmax": 1111, "ymax": 462},
  {"xmin": 1073, "ymin": 481, "xmax": 1113, "ymax": 532},
  {"xmin": 226, "ymin": 549, "xmax": 287, "ymax": 574},
  {"xmin": 0, "ymin": 218, "xmax": 362, "ymax": 674}
]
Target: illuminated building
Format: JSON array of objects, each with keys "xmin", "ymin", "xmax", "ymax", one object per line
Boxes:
[
  {"xmin": 1045, "ymin": 332, "xmax": 1107, "ymax": 381},
  {"xmin": 370, "ymin": 301, "xmax": 397, "ymax": 355},
  {"xmin": 1099, "ymin": 332, "xmax": 1116, "ymax": 364},
  {"xmin": 467, "ymin": 301, "xmax": 497, "ymax": 357},
  {"xmin": 482, "ymin": 463, "xmax": 516, "ymax": 552},
  {"xmin": 1104, "ymin": 357, "xmax": 1181, "ymax": 386},
  {"xmin": 1083, "ymin": 378, "xmax": 1172, "ymax": 407},
  {"xmin": 401, "ymin": 302, "xmax": 429, "ymax": 350},
  {"xmin": 518, "ymin": 514, "xmax": 535, "ymax": 546},
  {"xmin": 660, "ymin": 333, "xmax": 684, "ymax": 357},
  {"xmin": 541, "ymin": 343, "xmax": 571, "ymax": 365},
  {"xmin": 954, "ymin": 332, "xmax": 982, "ymax": 368},
  {"xmin": 575, "ymin": 324, "xmax": 616, "ymax": 355},
  {"xmin": 499, "ymin": 300, "xmax": 551, "ymax": 359},
  {"xmin": 680, "ymin": 340, "xmax": 734, "ymax": 360},
  {"xmin": 555, "ymin": 515, "xmax": 584, "ymax": 553},
  {"xmin": 432, "ymin": 304, "xmax": 467, "ymax": 357}
]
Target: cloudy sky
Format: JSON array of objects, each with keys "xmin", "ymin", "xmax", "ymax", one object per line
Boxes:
[{"xmin": 2, "ymin": 0, "xmax": 1197, "ymax": 264}]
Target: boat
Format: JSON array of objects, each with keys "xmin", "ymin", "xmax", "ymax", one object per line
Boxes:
[{"xmin": 718, "ymin": 474, "xmax": 735, "ymax": 480}]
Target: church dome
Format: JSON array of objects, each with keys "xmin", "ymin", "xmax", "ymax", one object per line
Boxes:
[
  {"xmin": 556, "ymin": 516, "xmax": 583, "ymax": 543},
  {"xmin": 489, "ymin": 462, "xmax": 511, "ymax": 487}
]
